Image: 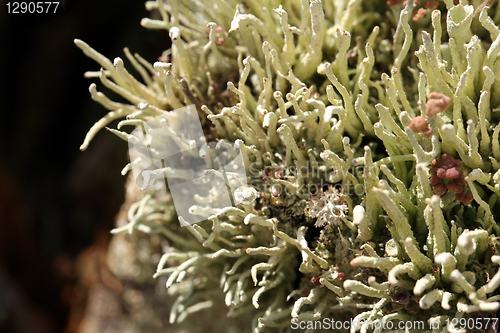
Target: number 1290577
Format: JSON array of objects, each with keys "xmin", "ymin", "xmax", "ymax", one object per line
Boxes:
[
  {"xmin": 6, "ymin": 2, "xmax": 60, "ymax": 14},
  {"xmin": 446, "ymin": 317, "xmax": 498, "ymax": 330}
]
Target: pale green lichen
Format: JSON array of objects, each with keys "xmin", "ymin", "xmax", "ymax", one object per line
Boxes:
[{"xmin": 77, "ymin": 0, "xmax": 500, "ymax": 331}]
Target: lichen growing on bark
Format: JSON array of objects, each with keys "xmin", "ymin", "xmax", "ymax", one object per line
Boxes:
[{"xmin": 77, "ymin": 0, "xmax": 500, "ymax": 331}]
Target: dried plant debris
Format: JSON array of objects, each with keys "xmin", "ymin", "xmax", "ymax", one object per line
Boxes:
[{"xmin": 76, "ymin": 0, "xmax": 500, "ymax": 331}]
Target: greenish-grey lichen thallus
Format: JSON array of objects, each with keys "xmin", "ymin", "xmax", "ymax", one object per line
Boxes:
[{"xmin": 77, "ymin": 0, "xmax": 500, "ymax": 331}]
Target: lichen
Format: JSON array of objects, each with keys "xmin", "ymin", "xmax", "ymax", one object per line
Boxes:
[{"xmin": 77, "ymin": 0, "xmax": 500, "ymax": 331}]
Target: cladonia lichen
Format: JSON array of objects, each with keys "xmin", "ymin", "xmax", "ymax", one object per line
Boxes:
[{"xmin": 77, "ymin": 0, "xmax": 500, "ymax": 331}]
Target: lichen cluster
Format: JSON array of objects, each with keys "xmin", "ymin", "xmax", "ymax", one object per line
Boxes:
[{"xmin": 77, "ymin": 0, "xmax": 500, "ymax": 331}]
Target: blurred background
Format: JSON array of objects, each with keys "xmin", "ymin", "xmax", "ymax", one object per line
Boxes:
[{"xmin": 0, "ymin": 1, "xmax": 170, "ymax": 331}]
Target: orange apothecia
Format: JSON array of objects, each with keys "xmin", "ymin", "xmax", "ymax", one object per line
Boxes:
[
  {"xmin": 426, "ymin": 92, "xmax": 452, "ymax": 116},
  {"xmin": 407, "ymin": 116, "xmax": 433, "ymax": 138}
]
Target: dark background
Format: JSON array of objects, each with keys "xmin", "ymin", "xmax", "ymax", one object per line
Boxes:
[{"xmin": 0, "ymin": 1, "xmax": 169, "ymax": 331}]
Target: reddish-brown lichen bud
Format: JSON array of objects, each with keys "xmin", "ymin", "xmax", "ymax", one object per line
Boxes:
[
  {"xmin": 456, "ymin": 191, "xmax": 473, "ymax": 205},
  {"xmin": 457, "ymin": 173, "xmax": 466, "ymax": 185},
  {"xmin": 437, "ymin": 168, "xmax": 446, "ymax": 178},
  {"xmin": 426, "ymin": 92, "xmax": 452, "ymax": 116},
  {"xmin": 407, "ymin": 116, "xmax": 430, "ymax": 134},
  {"xmin": 413, "ymin": 13, "xmax": 423, "ymax": 22},
  {"xmin": 432, "ymin": 183, "xmax": 447, "ymax": 196},
  {"xmin": 445, "ymin": 167, "xmax": 460, "ymax": 180},
  {"xmin": 414, "ymin": 8, "xmax": 428, "ymax": 21},
  {"xmin": 311, "ymin": 275, "xmax": 321, "ymax": 286},
  {"xmin": 437, "ymin": 154, "xmax": 456, "ymax": 168},
  {"xmin": 430, "ymin": 175, "xmax": 441, "ymax": 186},
  {"xmin": 429, "ymin": 153, "xmax": 468, "ymax": 201},
  {"xmin": 418, "ymin": 8, "xmax": 428, "ymax": 16},
  {"xmin": 447, "ymin": 183, "xmax": 463, "ymax": 194}
]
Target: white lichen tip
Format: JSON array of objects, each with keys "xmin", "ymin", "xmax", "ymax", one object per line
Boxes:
[{"xmin": 169, "ymin": 27, "xmax": 180, "ymax": 40}]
